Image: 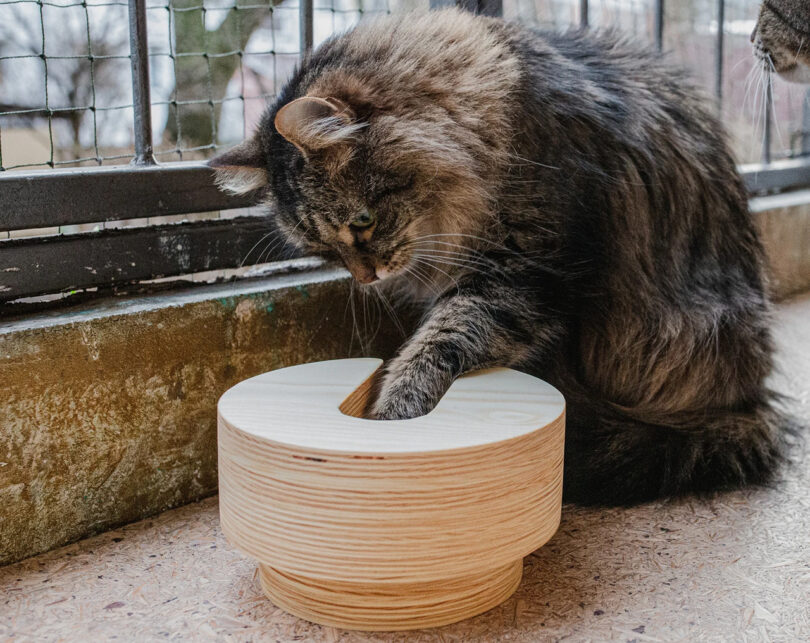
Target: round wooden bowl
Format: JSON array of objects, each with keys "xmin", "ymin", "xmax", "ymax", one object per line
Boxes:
[{"xmin": 217, "ymin": 358, "xmax": 565, "ymax": 631}]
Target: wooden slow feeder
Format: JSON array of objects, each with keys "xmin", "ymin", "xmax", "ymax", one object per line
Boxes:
[{"xmin": 217, "ymin": 358, "xmax": 565, "ymax": 631}]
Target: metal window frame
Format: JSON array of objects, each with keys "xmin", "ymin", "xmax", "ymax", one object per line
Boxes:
[
  {"xmin": 0, "ymin": 163, "xmax": 253, "ymax": 231},
  {"xmin": 2, "ymin": 0, "xmax": 810, "ymax": 307}
]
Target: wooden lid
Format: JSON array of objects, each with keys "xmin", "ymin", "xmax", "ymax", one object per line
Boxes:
[{"xmin": 217, "ymin": 358, "xmax": 565, "ymax": 454}]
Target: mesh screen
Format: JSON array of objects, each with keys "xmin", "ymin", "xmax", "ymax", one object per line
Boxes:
[
  {"xmin": 0, "ymin": 0, "xmax": 397, "ymax": 171},
  {"xmin": 1, "ymin": 0, "xmax": 808, "ymax": 170}
]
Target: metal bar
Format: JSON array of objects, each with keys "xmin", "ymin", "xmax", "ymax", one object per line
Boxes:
[
  {"xmin": 0, "ymin": 218, "xmax": 289, "ymax": 302},
  {"xmin": 715, "ymin": 0, "xmax": 724, "ymax": 106},
  {"xmin": 802, "ymin": 88, "xmax": 810, "ymax": 156},
  {"xmin": 300, "ymin": 0, "xmax": 314, "ymax": 56},
  {"xmin": 429, "ymin": 0, "xmax": 493, "ymax": 13},
  {"xmin": 477, "ymin": 0, "xmax": 502, "ymax": 17},
  {"xmin": 0, "ymin": 163, "xmax": 256, "ymax": 231},
  {"xmin": 741, "ymin": 157, "xmax": 810, "ymax": 194},
  {"xmin": 580, "ymin": 0, "xmax": 589, "ymax": 28},
  {"xmin": 128, "ymin": 0, "xmax": 155, "ymax": 165},
  {"xmin": 654, "ymin": 0, "xmax": 664, "ymax": 51},
  {"xmin": 4, "ymin": 147, "xmax": 810, "ymax": 233},
  {"xmin": 763, "ymin": 75, "xmax": 773, "ymax": 164}
]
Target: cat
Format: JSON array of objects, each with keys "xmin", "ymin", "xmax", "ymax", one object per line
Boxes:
[
  {"xmin": 753, "ymin": 0, "xmax": 810, "ymax": 82},
  {"xmin": 210, "ymin": 8, "xmax": 793, "ymax": 505}
]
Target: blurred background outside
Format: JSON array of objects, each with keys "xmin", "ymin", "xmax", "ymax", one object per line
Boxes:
[{"xmin": 0, "ymin": 0, "xmax": 806, "ymax": 174}]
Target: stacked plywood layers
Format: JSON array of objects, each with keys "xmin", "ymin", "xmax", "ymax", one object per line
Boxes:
[{"xmin": 218, "ymin": 358, "xmax": 565, "ymax": 631}]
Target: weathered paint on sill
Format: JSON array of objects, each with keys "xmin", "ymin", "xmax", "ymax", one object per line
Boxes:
[{"xmin": 0, "ymin": 275, "xmax": 411, "ymax": 566}]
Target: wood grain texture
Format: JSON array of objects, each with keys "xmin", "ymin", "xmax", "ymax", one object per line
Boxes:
[{"xmin": 217, "ymin": 358, "xmax": 565, "ymax": 631}]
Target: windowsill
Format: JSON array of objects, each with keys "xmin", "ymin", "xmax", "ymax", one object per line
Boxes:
[
  {"xmin": 0, "ymin": 264, "xmax": 409, "ymax": 566},
  {"xmin": 0, "ymin": 261, "xmax": 346, "ymax": 335}
]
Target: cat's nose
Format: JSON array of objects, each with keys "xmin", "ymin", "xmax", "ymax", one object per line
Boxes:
[
  {"xmin": 345, "ymin": 258, "xmax": 378, "ymax": 284},
  {"xmin": 354, "ymin": 267, "xmax": 379, "ymax": 284}
]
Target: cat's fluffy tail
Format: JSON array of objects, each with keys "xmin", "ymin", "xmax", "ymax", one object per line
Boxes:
[{"xmin": 562, "ymin": 394, "xmax": 799, "ymax": 506}]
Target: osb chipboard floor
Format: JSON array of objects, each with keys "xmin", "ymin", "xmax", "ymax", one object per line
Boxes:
[{"xmin": 2, "ymin": 294, "xmax": 810, "ymax": 642}]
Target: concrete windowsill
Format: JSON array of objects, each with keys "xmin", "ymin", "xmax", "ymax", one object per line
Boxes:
[
  {"xmin": 0, "ymin": 266, "xmax": 408, "ymax": 566},
  {"xmin": 2, "ymin": 292, "xmax": 808, "ymax": 641}
]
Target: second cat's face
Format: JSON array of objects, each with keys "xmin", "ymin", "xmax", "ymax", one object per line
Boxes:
[{"xmin": 753, "ymin": 1, "xmax": 810, "ymax": 83}]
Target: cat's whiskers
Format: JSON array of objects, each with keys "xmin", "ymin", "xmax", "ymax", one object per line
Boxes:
[
  {"xmin": 410, "ymin": 232, "xmax": 503, "ymax": 246},
  {"xmin": 406, "ymin": 240, "xmax": 502, "ymax": 266},
  {"xmin": 411, "ymin": 252, "xmax": 460, "ymax": 286},
  {"xmin": 757, "ymin": 61, "xmax": 769, "ymax": 123},
  {"xmin": 405, "ymin": 238, "xmax": 546, "ymax": 269},
  {"xmin": 407, "ymin": 238, "xmax": 545, "ymax": 259},
  {"xmin": 410, "ymin": 249, "xmax": 510, "ymax": 278},
  {"xmin": 240, "ymin": 230, "xmax": 276, "ymax": 267},
  {"xmin": 764, "ymin": 54, "xmax": 785, "ymax": 150},
  {"xmin": 404, "ymin": 235, "xmax": 518, "ymax": 263},
  {"xmin": 347, "ymin": 280, "xmax": 359, "ymax": 355},
  {"xmin": 411, "ymin": 251, "xmax": 507, "ymax": 281},
  {"xmin": 402, "ymin": 263, "xmax": 441, "ymax": 300},
  {"xmin": 795, "ymin": 37, "xmax": 806, "ymax": 65},
  {"xmin": 372, "ymin": 287, "xmax": 408, "ymax": 338},
  {"xmin": 255, "ymin": 218, "xmax": 306, "ymax": 266},
  {"xmin": 359, "ymin": 285, "xmax": 369, "ymax": 352},
  {"xmin": 408, "ymin": 233, "xmax": 551, "ymax": 257},
  {"xmin": 506, "ymin": 151, "xmax": 561, "ymax": 171},
  {"xmin": 729, "ymin": 55, "xmax": 755, "ymax": 75},
  {"xmin": 741, "ymin": 62, "xmax": 756, "ymax": 114},
  {"xmin": 350, "ymin": 282, "xmax": 365, "ymax": 352},
  {"xmin": 256, "ymin": 235, "xmax": 290, "ymax": 265},
  {"xmin": 763, "ymin": 53, "xmax": 784, "ymax": 152},
  {"xmin": 358, "ymin": 286, "xmax": 383, "ymax": 352},
  {"xmin": 508, "ymin": 154, "xmax": 562, "ymax": 170},
  {"xmin": 410, "ymin": 256, "xmax": 459, "ymax": 291},
  {"xmin": 747, "ymin": 61, "xmax": 769, "ymax": 160}
]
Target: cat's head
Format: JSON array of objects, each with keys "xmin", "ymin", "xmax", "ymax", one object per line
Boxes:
[
  {"xmin": 209, "ymin": 85, "xmax": 493, "ymax": 293},
  {"xmin": 752, "ymin": 0, "xmax": 810, "ymax": 83}
]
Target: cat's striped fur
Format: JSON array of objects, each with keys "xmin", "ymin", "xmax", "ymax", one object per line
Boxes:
[{"xmin": 211, "ymin": 9, "xmax": 794, "ymax": 505}]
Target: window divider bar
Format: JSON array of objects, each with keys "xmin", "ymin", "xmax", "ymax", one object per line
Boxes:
[
  {"xmin": 580, "ymin": 0, "xmax": 589, "ymax": 28},
  {"xmin": 0, "ymin": 163, "xmax": 256, "ymax": 231},
  {"xmin": 802, "ymin": 89, "xmax": 810, "ymax": 156},
  {"xmin": 0, "ymin": 217, "xmax": 287, "ymax": 303},
  {"xmin": 300, "ymin": 0, "xmax": 314, "ymax": 56},
  {"xmin": 715, "ymin": 0, "xmax": 724, "ymax": 106},
  {"xmin": 428, "ymin": 0, "xmax": 500, "ymax": 17},
  {"xmin": 1, "ymin": 155, "xmax": 809, "ymax": 233},
  {"xmin": 128, "ymin": 0, "xmax": 156, "ymax": 166},
  {"xmin": 654, "ymin": 0, "xmax": 664, "ymax": 51},
  {"xmin": 763, "ymin": 75, "xmax": 773, "ymax": 164}
]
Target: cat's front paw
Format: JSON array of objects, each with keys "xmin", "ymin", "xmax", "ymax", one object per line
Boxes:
[
  {"xmin": 366, "ymin": 357, "xmax": 454, "ymax": 420},
  {"xmin": 368, "ymin": 384, "xmax": 431, "ymax": 420}
]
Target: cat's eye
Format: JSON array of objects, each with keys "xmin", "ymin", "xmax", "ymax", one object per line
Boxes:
[{"xmin": 350, "ymin": 210, "xmax": 376, "ymax": 229}]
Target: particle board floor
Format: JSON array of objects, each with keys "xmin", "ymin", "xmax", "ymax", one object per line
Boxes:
[{"xmin": 3, "ymin": 295, "xmax": 810, "ymax": 642}]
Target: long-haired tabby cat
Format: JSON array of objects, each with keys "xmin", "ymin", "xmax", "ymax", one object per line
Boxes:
[
  {"xmin": 753, "ymin": 0, "xmax": 810, "ymax": 82},
  {"xmin": 211, "ymin": 9, "xmax": 793, "ymax": 505}
]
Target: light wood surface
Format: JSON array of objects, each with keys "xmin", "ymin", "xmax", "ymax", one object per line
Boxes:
[{"xmin": 217, "ymin": 358, "xmax": 565, "ymax": 631}]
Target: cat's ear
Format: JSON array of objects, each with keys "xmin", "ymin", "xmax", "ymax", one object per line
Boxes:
[
  {"xmin": 274, "ymin": 96, "xmax": 363, "ymax": 155},
  {"xmin": 208, "ymin": 136, "xmax": 268, "ymax": 195}
]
